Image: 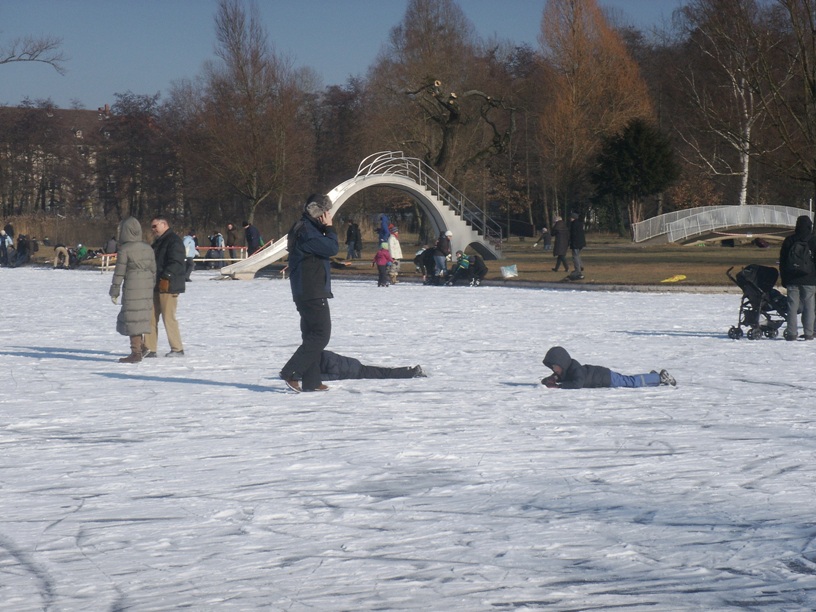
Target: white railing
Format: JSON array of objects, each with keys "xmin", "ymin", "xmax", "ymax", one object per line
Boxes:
[
  {"xmin": 633, "ymin": 205, "xmax": 810, "ymax": 243},
  {"xmin": 354, "ymin": 151, "xmax": 503, "ymax": 251}
]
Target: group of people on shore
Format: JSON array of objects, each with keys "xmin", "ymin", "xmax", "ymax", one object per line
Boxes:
[
  {"xmin": 535, "ymin": 212, "xmax": 585, "ymax": 278},
  {"xmin": 198, "ymin": 221, "xmax": 264, "ymax": 270},
  {"xmin": 0, "ymin": 223, "xmax": 42, "ymax": 268},
  {"xmin": 411, "ymin": 230, "xmax": 488, "ymax": 286}
]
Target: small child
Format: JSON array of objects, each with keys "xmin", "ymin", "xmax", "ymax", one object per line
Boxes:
[
  {"xmin": 388, "ymin": 259, "xmax": 401, "ymax": 285},
  {"xmin": 542, "ymin": 346, "xmax": 676, "ymax": 389},
  {"xmin": 372, "ymin": 241, "xmax": 394, "ymax": 287}
]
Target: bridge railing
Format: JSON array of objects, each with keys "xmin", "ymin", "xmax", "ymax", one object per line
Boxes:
[
  {"xmin": 633, "ymin": 205, "xmax": 810, "ymax": 243},
  {"xmin": 632, "ymin": 206, "xmax": 730, "ymax": 242},
  {"xmin": 355, "ymin": 151, "xmax": 503, "ymax": 250}
]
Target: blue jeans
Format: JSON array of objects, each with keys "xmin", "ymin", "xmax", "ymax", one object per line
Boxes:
[
  {"xmin": 434, "ymin": 255, "xmax": 447, "ymax": 275},
  {"xmin": 786, "ymin": 284, "xmax": 815, "ymax": 338},
  {"xmin": 610, "ymin": 371, "xmax": 660, "ymax": 388}
]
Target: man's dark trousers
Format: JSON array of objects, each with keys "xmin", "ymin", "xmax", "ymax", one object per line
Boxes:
[{"xmin": 282, "ymin": 298, "xmax": 331, "ymax": 390}]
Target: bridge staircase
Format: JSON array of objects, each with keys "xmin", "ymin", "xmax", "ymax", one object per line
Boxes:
[{"xmin": 220, "ymin": 151, "xmax": 503, "ymax": 279}]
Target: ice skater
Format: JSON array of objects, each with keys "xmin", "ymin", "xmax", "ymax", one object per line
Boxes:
[{"xmin": 541, "ymin": 346, "xmax": 676, "ymax": 389}]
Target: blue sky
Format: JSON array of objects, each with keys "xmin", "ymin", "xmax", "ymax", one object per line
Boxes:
[{"xmin": 1, "ymin": 0, "xmax": 685, "ymax": 110}]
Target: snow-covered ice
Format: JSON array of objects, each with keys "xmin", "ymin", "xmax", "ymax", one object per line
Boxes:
[{"xmin": 1, "ymin": 266, "xmax": 815, "ymax": 611}]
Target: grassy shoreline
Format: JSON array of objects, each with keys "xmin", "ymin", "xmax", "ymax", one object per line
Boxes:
[{"xmin": 334, "ymin": 233, "xmax": 783, "ymax": 287}]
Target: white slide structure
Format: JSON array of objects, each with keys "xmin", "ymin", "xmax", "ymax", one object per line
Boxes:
[{"xmin": 219, "ymin": 151, "xmax": 503, "ymax": 280}]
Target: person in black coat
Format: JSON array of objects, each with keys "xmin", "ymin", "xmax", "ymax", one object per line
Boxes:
[
  {"xmin": 315, "ymin": 350, "xmax": 425, "ymax": 380},
  {"xmin": 345, "ymin": 221, "xmax": 362, "ymax": 259},
  {"xmin": 243, "ymin": 221, "xmax": 262, "ymax": 256},
  {"xmin": 779, "ymin": 214, "xmax": 816, "ymax": 340},
  {"xmin": 144, "ymin": 216, "xmax": 187, "ymax": 358},
  {"xmin": 568, "ymin": 211, "xmax": 586, "ymax": 276},
  {"xmin": 470, "ymin": 253, "xmax": 488, "ymax": 286},
  {"xmin": 533, "ymin": 226, "xmax": 552, "ymax": 251},
  {"xmin": 551, "ymin": 217, "xmax": 570, "ymax": 272},
  {"xmin": 279, "ymin": 194, "xmax": 339, "ymax": 392},
  {"xmin": 542, "ymin": 346, "xmax": 675, "ymax": 389}
]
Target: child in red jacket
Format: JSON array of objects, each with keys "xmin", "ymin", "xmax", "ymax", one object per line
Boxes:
[{"xmin": 372, "ymin": 242, "xmax": 394, "ymax": 287}]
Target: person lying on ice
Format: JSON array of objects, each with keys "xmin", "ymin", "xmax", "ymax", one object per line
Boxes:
[
  {"xmin": 541, "ymin": 346, "xmax": 676, "ymax": 389},
  {"xmin": 290, "ymin": 350, "xmax": 427, "ymax": 382}
]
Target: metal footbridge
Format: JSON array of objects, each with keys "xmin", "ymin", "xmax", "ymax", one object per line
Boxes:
[
  {"xmin": 220, "ymin": 151, "xmax": 503, "ymax": 279},
  {"xmin": 632, "ymin": 205, "xmax": 810, "ymax": 244}
]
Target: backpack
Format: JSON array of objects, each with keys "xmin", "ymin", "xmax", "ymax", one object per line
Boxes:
[{"xmin": 786, "ymin": 239, "xmax": 815, "ymax": 276}]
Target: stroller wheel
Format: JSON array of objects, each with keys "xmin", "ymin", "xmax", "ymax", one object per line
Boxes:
[
  {"xmin": 728, "ymin": 326, "xmax": 743, "ymax": 340},
  {"xmin": 764, "ymin": 328, "xmax": 778, "ymax": 339},
  {"xmin": 747, "ymin": 328, "xmax": 762, "ymax": 340}
]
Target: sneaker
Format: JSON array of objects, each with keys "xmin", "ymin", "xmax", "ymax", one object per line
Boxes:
[
  {"xmin": 165, "ymin": 350, "xmax": 185, "ymax": 357},
  {"xmin": 142, "ymin": 350, "xmax": 157, "ymax": 358},
  {"xmin": 411, "ymin": 365, "xmax": 427, "ymax": 378},
  {"xmin": 304, "ymin": 384, "xmax": 329, "ymax": 392},
  {"xmin": 659, "ymin": 369, "xmax": 676, "ymax": 386},
  {"xmin": 118, "ymin": 352, "xmax": 142, "ymax": 364}
]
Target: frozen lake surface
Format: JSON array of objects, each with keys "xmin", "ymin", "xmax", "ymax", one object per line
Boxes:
[{"xmin": 1, "ymin": 267, "xmax": 815, "ymax": 610}]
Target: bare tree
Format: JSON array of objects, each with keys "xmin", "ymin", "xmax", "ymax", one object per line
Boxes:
[
  {"xmin": 748, "ymin": 0, "xmax": 816, "ymax": 202},
  {"xmin": 364, "ymin": 0, "xmax": 515, "ymax": 183},
  {"xmin": 171, "ymin": 0, "xmax": 314, "ymax": 232},
  {"xmin": 674, "ymin": 0, "xmax": 775, "ymax": 206},
  {"xmin": 538, "ymin": 0, "xmax": 652, "ymax": 218},
  {"xmin": 0, "ymin": 34, "xmax": 66, "ymax": 74}
]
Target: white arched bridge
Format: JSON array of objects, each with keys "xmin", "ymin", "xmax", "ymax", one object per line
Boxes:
[
  {"xmin": 220, "ymin": 151, "xmax": 503, "ymax": 280},
  {"xmin": 632, "ymin": 204, "xmax": 811, "ymax": 244}
]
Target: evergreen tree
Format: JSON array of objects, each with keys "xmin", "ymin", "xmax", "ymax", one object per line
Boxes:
[{"xmin": 591, "ymin": 118, "xmax": 679, "ymax": 230}]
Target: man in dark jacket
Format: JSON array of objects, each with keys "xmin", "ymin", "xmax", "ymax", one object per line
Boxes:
[
  {"xmin": 243, "ymin": 221, "xmax": 262, "ymax": 256},
  {"xmin": 542, "ymin": 346, "xmax": 675, "ymax": 389},
  {"xmin": 225, "ymin": 222, "xmax": 240, "ymax": 262},
  {"xmin": 568, "ymin": 211, "xmax": 586, "ymax": 277},
  {"xmin": 144, "ymin": 215, "xmax": 187, "ymax": 358},
  {"xmin": 316, "ymin": 350, "xmax": 425, "ymax": 380},
  {"xmin": 279, "ymin": 194, "xmax": 339, "ymax": 392},
  {"xmin": 779, "ymin": 214, "xmax": 816, "ymax": 341}
]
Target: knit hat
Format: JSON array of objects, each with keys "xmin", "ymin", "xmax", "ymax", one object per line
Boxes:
[
  {"xmin": 445, "ymin": 230, "xmax": 453, "ymax": 237},
  {"xmin": 380, "ymin": 242, "xmax": 388, "ymax": 249},
  {"xmin": 305, "ymin": 193, "xmax": 332, "ymax": 218}
]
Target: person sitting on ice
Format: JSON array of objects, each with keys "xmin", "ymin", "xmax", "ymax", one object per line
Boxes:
[
  {"xmin": 541, "ymin": 346, "xmax": 676, "ymax": 389},
  {"xmin": 469, "ymin": 253, "xmax": 488, "ymax": 286},
  {"xmin": 446, "ymin": 251, "xmax": 471, "ymax": 285},
  {"xmin": 302, "ymin": 350, "xmax": 427, "ymax": 380}
]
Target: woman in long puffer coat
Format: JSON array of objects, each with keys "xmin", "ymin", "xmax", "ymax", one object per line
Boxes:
[
  {"xmin": 551, "ymin": 217, "xmax": 570, "ymax": 272},
  {"xmin": 109, "ymin": 217, "xmax": 156, "ymax": 363}
]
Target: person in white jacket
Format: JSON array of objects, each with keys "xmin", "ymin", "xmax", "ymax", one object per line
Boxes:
[{"xmin": 387, "ymin": 225, "xmax": 403, "ymax": 284}]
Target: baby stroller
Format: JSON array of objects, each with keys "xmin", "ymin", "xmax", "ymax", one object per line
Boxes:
[{"xmin": 726, "ymin": 264, "xmax": 788, "ymax": 339}]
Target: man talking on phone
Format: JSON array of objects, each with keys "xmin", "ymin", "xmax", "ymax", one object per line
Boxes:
[{"xmin": 279, "ymin": 194, "xmax": 339, "ymax": 392}]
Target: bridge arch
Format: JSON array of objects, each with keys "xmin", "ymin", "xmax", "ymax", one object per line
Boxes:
[
  {"xmin": 632, "ymin": 204, "xmax": 810, "ymax": 245},
  {"xmin": 221, "ymin": 151, "xmax": 503, "ymax": 279}
]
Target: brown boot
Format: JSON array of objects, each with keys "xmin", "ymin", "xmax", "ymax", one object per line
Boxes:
[{"xmin": 119, "ymin": 335, "xmax": 143, "ymax": 363}]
